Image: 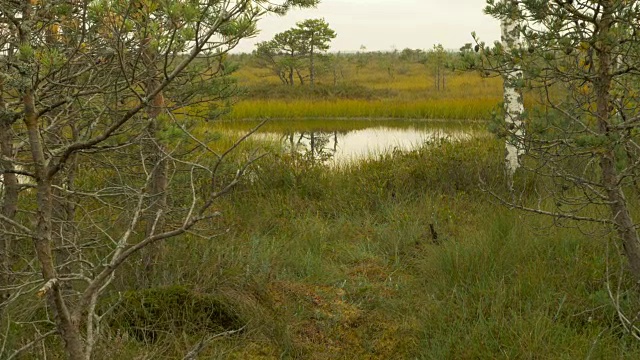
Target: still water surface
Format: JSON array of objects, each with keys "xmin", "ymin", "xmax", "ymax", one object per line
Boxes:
[{"xmin": 249, "ymin": 120, "xmax": 479, "ymax": 164}]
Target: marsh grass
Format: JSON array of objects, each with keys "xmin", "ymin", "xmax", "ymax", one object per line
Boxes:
[
  {"xmin": 9, "ymin": 51, "xmax": 637, "ymax": 359},
  {"xmin": 88, "ymin": 53, "xmax": 640, "ymax": 358},
  {"xmin": 227, "ymin": 53, "xmax": 505, "ymax": 121},
  {"xmin": 86, "ymin": 135, "xmax": 640, "ymax": 359},
  {"xmin": 225, "ymin": 98, "xmax": 498, "ymax": 121},
  {"xmin": 210, "ymin": 118, "xmax": 481, "ymax": 134}
]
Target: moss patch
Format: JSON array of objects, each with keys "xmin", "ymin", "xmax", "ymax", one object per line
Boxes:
[{"xmin": 106, "ymin": 286, "xmax": 243, "ymax": 343}]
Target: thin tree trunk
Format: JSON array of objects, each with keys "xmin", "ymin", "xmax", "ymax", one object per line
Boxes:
[
  {"xmin": 25, "ymin": 91, "xmax": 85, "ymax": 360},
  {"xmin": 289, "ymin": 65, "xmax": 294, "ymax": 86},
  {"xmin": 0, "ymin": 122, "xmax": 18, "ymax": 292},
  {"xmin": 310, "ymin": 37, "xmax": 315, "ymax": 88},
  {"xmin": 501, "ymin": 0, "xmax": 525, "ymax": 179},
  {"xmin": 141, "ymin": 34, "xmax": 168, "ymax": 287},
  {"xmin": 296, "ymin": 69, "xmax": 305, "ymax": 85},
  {"xmin": 20, "ymin": 2, "xmax": 84, "ymax": 358},
  {"xmin": 595, "ymin": 3, "xmax": 640, "ymax": 283},
  {"xmin": 442, "ymin": 69, "xmax": 445, "ymax": 90},
  {"xmin": 0, "ymin": 78, "xmax": 18, "ymax": 294},
  {"xmin": 278, "ymin": 70, "xmax": 287, "ymax": 85}
]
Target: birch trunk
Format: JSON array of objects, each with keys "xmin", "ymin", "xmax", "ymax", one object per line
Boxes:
[
  {"xmin": 501, "ymin": 0, "xmax": 525, "ymax": 178},
  {"xmin": 310, "ymin": 35, "xmax": 315, "ymax": 88}
]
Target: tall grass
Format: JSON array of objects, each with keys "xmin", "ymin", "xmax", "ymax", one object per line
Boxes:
[
  {"xmin": 210, "ymin": 118, "xmax": 479, "ymax": 134},
  {"xmin": 225, "ymin": 98, "xmax": 498, "ymax": 121},
  {"xmin": 87, "ymin": 136, "xmax": 640, "ymax": 358},
  {"xmin": 412, "ymin": 209, "xmax": 638, "ymax": 359}
]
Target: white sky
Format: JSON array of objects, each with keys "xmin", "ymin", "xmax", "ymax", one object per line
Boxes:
[{"xmin": 233, "ymin": 0, "xmax": 501, "ymax": 53}]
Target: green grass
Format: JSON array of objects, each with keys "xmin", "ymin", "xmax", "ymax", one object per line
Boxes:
[
  {"xmin": 84, "ymin": 136, "xmax": 640, "ymax": 359},
  {"xmin": 224, "ymin": 98, "xmax": 498, "ymax": 121}
]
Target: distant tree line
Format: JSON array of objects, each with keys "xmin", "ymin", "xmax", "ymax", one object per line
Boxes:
[{"xmin": 252, "ymin": 37, "xmax": 481, "ymax": 91}]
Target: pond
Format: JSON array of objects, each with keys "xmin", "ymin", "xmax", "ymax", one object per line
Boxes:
[{"xmin": 216, "ymin": 119, "xmax": 483, "ymax": 164}]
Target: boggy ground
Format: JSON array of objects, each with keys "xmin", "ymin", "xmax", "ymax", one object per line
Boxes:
[{"xmin": 94, "ymin": 137, "xmax": 640, "ymax": 359}]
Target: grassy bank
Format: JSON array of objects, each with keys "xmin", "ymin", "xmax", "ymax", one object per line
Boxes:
[
  {"xmin": 86, "ymin": 137, "xmax": 640, "ymax": 359},
  {"xmin": 225, "ymin": 98, "xmax": 498, "ymax": 121},
  {"xmin": 210, "ymin": 118, "xmax": 481, "ymax": 135}
]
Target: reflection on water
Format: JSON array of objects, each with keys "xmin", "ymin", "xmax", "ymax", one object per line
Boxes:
[{"xmin": 259, "ymin": 126, "xmax": 474, "ymax": 164}]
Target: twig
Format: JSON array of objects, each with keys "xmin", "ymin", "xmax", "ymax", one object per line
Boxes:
[
  {"xmin": 7, "ymin": 330, "xmax": 57, "ymax": 360},
  {"xmin": 605, "ymin": 239, "xmax": 640, "ymax": 341},
  {"xmin": 481, "ymin": 183, "xmax": 613, "ymax": 224},
  {"xmin": 36, "ymin": 278, "xmax": 59, "ymax": 298},
  {"xmin": 182, "ymin": 326, "xmax": 246, "ymax": 360},
  {"xmin": 0, "ymin": 214, "xmax": 33, "ymax": 236}
]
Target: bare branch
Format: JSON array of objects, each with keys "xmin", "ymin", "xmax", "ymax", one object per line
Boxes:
[
  {"xmin": 182, "ymin": 326, "xmax": 247, "ymax": 360},
  {"xmin": 0, "ymin": 213, "xmax": 32, "ymax": 236},
  {"xmin": 7, "ymin": 330, "xmax": 58, "ymax": 360}
]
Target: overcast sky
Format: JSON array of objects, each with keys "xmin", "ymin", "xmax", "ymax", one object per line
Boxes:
[{"xmin": 232, "ymin": 0, "xmax": 501, "ymax": 53}]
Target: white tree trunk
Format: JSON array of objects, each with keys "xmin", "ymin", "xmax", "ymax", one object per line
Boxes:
[{"xmin": 501, "ymin": 0, "xmax": 525, "ymax": 177}]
